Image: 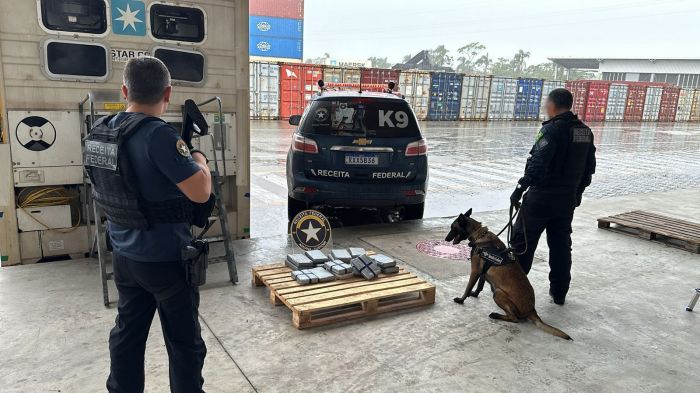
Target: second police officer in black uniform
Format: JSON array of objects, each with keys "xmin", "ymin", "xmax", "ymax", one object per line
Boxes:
[
  {"xmin": 509, "ymin": 88, "xmax": 597, "ymax": 306},
  {"xmin": 84, "ymin": 57, "xmax": 211, "ymax": 393}
]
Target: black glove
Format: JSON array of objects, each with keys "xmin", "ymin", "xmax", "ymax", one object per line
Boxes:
[{"xmin": 510, "ymin": 185, "xmax": 525, "ymax": 208}]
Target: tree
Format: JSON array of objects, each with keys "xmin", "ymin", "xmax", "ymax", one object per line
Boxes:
[
  {"xmin": 428, "ymin": 45, "xmax": 453, "ymax": 68},
  {"xmin": 513, "ymin": 50, "xmax": 531, "ymax": 75},
  {"xmin": 368, "ymin": 56, "xmax": 391, "ymax": 68},
  {"xmin": 475, "ymin": 54, "xmax": 492, "ymax": 74},
  {"xmin": 456, "ymin": 42, "xmax": 486, "ymax": 74}
]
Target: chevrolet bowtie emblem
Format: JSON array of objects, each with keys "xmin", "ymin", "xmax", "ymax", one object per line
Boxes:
[{"xmin": 352, "ymin": 138, "xmax": 373, "ymax": 146}]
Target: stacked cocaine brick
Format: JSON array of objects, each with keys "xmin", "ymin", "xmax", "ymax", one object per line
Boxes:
[{"xmin": 287, "ymin": 248, "xmax": 399, "ymax": 285}]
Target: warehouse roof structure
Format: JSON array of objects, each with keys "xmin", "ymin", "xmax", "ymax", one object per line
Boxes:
[{"xmin": 549, "ymin": 58, "xmax": 700, "ymax": 88}]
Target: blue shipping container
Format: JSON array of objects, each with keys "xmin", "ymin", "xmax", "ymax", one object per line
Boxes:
[
  {"xmin": 249, "ymin": 15, "xmax": 303, "ymax": 39},
  {"xmin": 514, "ymin": 78, "xmax": 544, "ymax": 120},
  {"xmin": 250, "ymin": 35, "xmax": 303, "ymax": 59},
  {"xmin": 428, "ymin": 72, "xmax": 463, "ymax": 121}
]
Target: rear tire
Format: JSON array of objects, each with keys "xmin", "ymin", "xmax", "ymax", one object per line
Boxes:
[
  {"xmin": 402, "ymin": 202, "xmax": 425, "ymax": 220},
  {"xmin": 288, "ymin": 197, "xmax": 307, "ymax": 221}
]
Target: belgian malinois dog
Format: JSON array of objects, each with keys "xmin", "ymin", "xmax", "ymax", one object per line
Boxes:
[{"xmin": 445, "ymin": 209, "xmax": 572, "ymax": 340}]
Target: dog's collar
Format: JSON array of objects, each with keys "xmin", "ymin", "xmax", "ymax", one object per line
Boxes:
[{"xmin": 469, "ymin": 226, "xmax": 490, "ymax": 243}]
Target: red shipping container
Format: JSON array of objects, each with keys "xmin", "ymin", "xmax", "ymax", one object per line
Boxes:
[
  {"xmin": 250, "ymin": 0, "xmax": 304, "ymax": 19},
  {"xmin": 658, "ymin": 86, "xmax": 680, "ymax": 122},
  {"xmin": 584, "ymin": 81, "xmax": 611, "ymax": 122},
  {"xmin": 623, "ymin": 82, "xmax": 665, "ymax": 122},
  {"xmin": 279, "ymin": 63, "xmax": 323, "ymax": 119},
  {"xmin": 565, "ymin": 81, "xmax": 590, "ymax": 118},
  {"xmin": 361, "ymin": 68, "xmax": 400, "ymax": 87}
]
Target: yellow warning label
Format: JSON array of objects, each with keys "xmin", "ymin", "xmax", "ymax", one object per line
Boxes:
[{"xmin": 104, "ymin": 102, "xmax": 126, "ymax": 111}]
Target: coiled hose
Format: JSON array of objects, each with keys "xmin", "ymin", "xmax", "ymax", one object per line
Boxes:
[{"xmin": 16, "ymin": 187, "xmax": 80, "ymax": 233}]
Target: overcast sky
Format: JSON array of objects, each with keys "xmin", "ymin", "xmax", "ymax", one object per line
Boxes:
[{"xmin": 303, "ymin": 0, "xmax": 700, "ymax": 65}]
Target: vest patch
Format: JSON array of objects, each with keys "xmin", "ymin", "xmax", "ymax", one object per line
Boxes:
[
  {"xmin": 84, "ymin": 140, "xmax": 118, "ymax": 170},
  {"xmin": 573, "ymin": 128, "xmax": 592, "ymax": 143}
]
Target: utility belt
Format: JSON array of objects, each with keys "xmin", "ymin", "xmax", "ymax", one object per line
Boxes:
[{"xmin": 181, "ymin": 238, "xmax": 209, "ymax": 287}]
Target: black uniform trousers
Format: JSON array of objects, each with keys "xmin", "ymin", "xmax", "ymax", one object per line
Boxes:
[
  {"xmin": 107, "ymin": 252, "xmax": 206, "ymax": 393},
  {"xmin": 510, "ymin": 187, "xmax": 576, "ymax": 298}
]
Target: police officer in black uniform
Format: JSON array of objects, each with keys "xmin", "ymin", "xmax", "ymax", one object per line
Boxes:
[
  {"xmin": 84, "ymin": 57, "xmax": 211, "ymax": 392},
  {"xmin": 509, "ymin": 88, "xmax": 596, "ymax": 306}
]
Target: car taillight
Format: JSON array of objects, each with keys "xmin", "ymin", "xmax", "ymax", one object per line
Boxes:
[
  {"xmin": 405, "ymin": 138, "xmax": 427, "ymax": 156},
  {"xmin": 292, "ymin": 133, "xmax": 318, "ymax": 154}
]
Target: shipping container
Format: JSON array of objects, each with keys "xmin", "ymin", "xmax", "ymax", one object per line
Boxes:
[
  {"xmin": 658, "ymin": 86, "xmax": 680, "ymax": 122},
  {"xmin": 400, "ymin": 70, "xmax": 431, "ymax": 120},
  {"xmin": 250, "ymin": 0, "xmax": 304, "ymax": 19},
  {"xmin": 250, "ymin": 35, "xmax": 303, "ymax": 59},
  {"xmin": 642, "ymin": 86, "xmax": 663, "ymax": 121},
  {"xmin": 689, "ymin": 90, "xmax": 700, "ymax": 121},
  {"xmin": 675, "ymin": 89, "xmax": 694, "ymax": 122},
  {"xmin": 279, "ymin": 63, "xmax": 323, "ymax": 119},
  {"xmin": 585, "ymin": 81, "xmax": 611, "ymax": 122},
  {"xmin": 624, "ymin": 83, "xmax": 648, "ymax": 121},
  {"xmin": 566, "ymin": 80, "xmax": 589, "ymax": 118},
  {"xmin": 605, "ymin": 84, "xmax": 628, "ymax": 121},
  {"xmin": 514, "ymin": 78, "xmax": 543, "ymax": 120},
  {"xmin": 322, "ymin": 67, "xmax": 361, "ymax": 84},
  {"xmin": 428, "ymin": 72, "xmax": 462, "ymax": 121},
  {"xmin": 539, "ymin": 80, "xmax": 564, "ymax": 120},
  {"xmin": 488, "ymin": 77, "xmax": 517, "ymax": 120},
  {"xmin": 249, "ymin": 62, "xmax": 280, "ymax": 120},
  {"xmin": 361, "ymin": 68, "xmax": 400, "ymax": 86},
  {"xmin": 249, "ymin": 16, "xmax": 303, "ymax": 39},
  {"xmin": 459, "ymin": 75, "xmax": 492, "ymax": 120}
]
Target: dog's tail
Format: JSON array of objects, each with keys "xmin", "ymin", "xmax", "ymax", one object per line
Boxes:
[{"xmin": 526, "ymin": 311, "xmax": 572, "ymax": 341}]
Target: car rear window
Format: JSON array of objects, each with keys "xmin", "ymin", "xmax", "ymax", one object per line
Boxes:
[{"xmin": 301, "ymin": 98, "xmax": 420, "ymax": 138}]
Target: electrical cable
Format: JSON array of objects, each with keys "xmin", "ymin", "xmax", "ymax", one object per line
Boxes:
[{"xmin": 16, "ymin": 187, "xmax": 81, "ymax": 233}]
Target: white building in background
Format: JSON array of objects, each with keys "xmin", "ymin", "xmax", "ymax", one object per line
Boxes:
[{"xmin": 549, "ymin": 58, "xmax": 700, "ymax": 88}]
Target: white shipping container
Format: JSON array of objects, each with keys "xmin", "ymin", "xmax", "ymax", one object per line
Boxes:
[
  {"xmin": 605, "ymin": 84, "xmax": 628, "ymax": 121},
  {"xmin": 539, "ymin": 80, "xmax": 564, "ymax": 120},
  {"xmin": 323, "ymin": 67, "xmax": 361, "ymax": 84},
  {"xmin": 250, "ymin": 62, "xmax": 280, "ymax": 119},
  {"xmin": 400, "ymin": 70, "xmax": 431, "ymax": 120},
  {"xmin": 459, "ymin": 75, "xmax": 492, "ymax": 120},
  {"xmin": 691, "ymin": 90, "xmax": 700, "ymax": 121},
  {"xmin": 642, "ymin": 86, "xmax": 662, "ymax": 121},
  {"xmin": 488, "ymin": 77, "xmax": 517, "ymax": 120},
  {"xmin": 675, "ymin": 89, "xmax": 694, "ymax": 122}
]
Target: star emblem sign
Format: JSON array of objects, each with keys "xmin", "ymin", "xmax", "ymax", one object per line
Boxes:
[
  {"xmin": 301, "ymin": 222, "xmax": 321, "ymax": 243},
  {"xmin": 116, "ymin": 3, "xmax": 142, "ymax": 31}
]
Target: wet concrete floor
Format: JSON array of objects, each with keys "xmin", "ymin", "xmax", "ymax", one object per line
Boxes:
[{"xmin": 251, "ymin": 120, "xmax": 700, "ymax": 237}]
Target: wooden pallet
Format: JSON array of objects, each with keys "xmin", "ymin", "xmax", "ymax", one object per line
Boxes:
[
  {"xmin": 252, "ymin": 263, "xmax": 436, "ymax": 329},
  {"xmin": 598, "ymin": 210, "xmax": 700, "ymax": 253}
]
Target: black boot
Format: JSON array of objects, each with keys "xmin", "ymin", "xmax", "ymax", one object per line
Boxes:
[{"xmin": 549, "ymin": 289, "xmax": 566, "ymax": 305}]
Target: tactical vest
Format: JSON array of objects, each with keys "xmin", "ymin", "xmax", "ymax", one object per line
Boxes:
[
  {"xmin": 84, "ymin": 113, "xmax": 193, "ymax": 229},
  {"xmin": 546, "ymin": 118, "xmax": 593, "ymax": 188}
]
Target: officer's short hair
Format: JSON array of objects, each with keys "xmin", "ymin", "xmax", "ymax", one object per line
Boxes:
[
  {"xmin": 548, "ymin": 88, "xmax": 573, "ymax": 110},
  {"xmin": 123, "ymin": 57, "xmax": 171, "ymax": 105}
]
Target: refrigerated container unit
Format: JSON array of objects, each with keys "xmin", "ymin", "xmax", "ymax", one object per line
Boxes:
[
  {"xmin": 565, "ymin": 80, "xmax": 590, "ymax": 119},
  {"xmin": 690, "ymin": 90, "xmax": 700, "ymax": 121},
  {"xmin": 400, "ymin": 70, "xmax": 431, "ymax": 120},
  {"xmin": 279, "ymin": 63, "xmax": 323, "ymax": 119},
  {"xmin": 675, "ymin": 89, "xmax": 695, "ymax": 122},
  {"xmin": 658, "ymin": 86, "xmax": 680, "ymax": 122},
  {"xmin": 459, "ymin": 75, "xmax": 492, "ymax": 120},
  {"xmin": 322, "ymin": 67, "xmax": 361, "ymax": 84},
  {"xmin": 642, "ymin": 86, "xmax": 663, "ymax": 121},
  {"xmin": 540, "ymin": 80, "xmax": 564, "ymax": 120},
  {"xmin": 488, "ymin": 77, "xmax": 517, "ymax": 120},
  {"xmin": 250, "ymin": 0, "xmax": 305, "ymax": 19},
  {"xmin": 514, "ymin": 78, "xmax": 543, "ymax": 120},
  {"xmin": 249, "ymin": 62, "xmax": 280, "ymax": 119},
  {"xmin": 605, "ymin": 84, "xmax": 628, "ymax": 121},
  {"xmin": 428, "ymin": 72, "xmax": 463, "ymax": 121}
]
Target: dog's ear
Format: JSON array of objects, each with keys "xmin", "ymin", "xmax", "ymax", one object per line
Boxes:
[{"xmin": 465, "ymin": 208, "xmax": 472, "ymax": 217}]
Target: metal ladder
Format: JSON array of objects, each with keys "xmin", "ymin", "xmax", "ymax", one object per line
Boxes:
[{"xmin": 82, "ymin": 94, "xmax": 238, "ymax": 307}]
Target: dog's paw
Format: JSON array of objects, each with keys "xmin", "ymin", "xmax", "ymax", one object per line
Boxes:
[
  {"xmin": 488, "ymin": 312, "xmax": 501, "ymax": 320},
  {"xmin": 453, "ymin": 297, "xmax": 465, "ymax": 304}
]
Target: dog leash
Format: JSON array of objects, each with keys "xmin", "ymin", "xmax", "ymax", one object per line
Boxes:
[{"xmin": 493, "ymin": 203, "xmax": 529, "ymax": 257}]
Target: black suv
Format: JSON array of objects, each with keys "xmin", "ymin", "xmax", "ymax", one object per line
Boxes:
[{"xmin": 286, "ymin": 91, "xmax": 428, "ymax": 220}]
